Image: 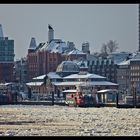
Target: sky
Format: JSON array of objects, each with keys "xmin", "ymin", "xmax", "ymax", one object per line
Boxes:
[{"xmin": 0, "ymin": 4, "xmax": 138, "ymax": 60}]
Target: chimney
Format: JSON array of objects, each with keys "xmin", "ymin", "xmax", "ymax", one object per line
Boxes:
[
  {"xmin": 48, "ymin": 24, "xmax": 54, "ymax": 43},
  {"xmin": 0, "ymin": 24, "xmax": 4, "ymax": 38}
]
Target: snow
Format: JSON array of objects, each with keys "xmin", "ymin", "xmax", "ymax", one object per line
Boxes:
[
  {"xmin": 62, "ymin": 89, "xmax": 77, "ymax": 93},
  {"xmin": 53, "ymin": 81, "xmax": 118, "ymax": 86},
  {"xmin": 118, "ymin": 59, "xmax": 130, "ymax": 66},
  {"xmin": 63, "ymin": 73, "xmax": 106, "ymax": 79},
  {"xmin": 33, "ymin": 75, "xmax": 46, "ymax": 80},
  {"xmin": 53, "ymin": 81, "xmax": 84, "ymax": 86},
  {"xmin": 47, "ymin": 72, "xmax": 62, "ymax": 79},
  {"xmin": 26, "ymin": 82, "xmax": 44, "ymax": 86},
  {"xmin": 68, "ymin": 49, "xmax": 86, "ymax": 55},
  {"xmin": 40, "ymin": 39, "xmax": 69, "ymax": 54},
  {"xmin": 97, "ymin": 89, "xmax": 118, "ymax": 93}
]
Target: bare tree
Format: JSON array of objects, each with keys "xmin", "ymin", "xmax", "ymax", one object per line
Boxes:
[
  {"xmin": 107, "ymin": 40, "xmax": 119, "ymax": 53},
  {"xmin": 100, "ymin": 43, "xmax": 108, "ymax": 58}
]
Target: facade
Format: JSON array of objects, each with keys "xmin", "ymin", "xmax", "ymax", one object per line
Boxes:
[
  {"xmin": 130, "ymin": 59, "xmax": 140, "ymax": 95},
  {"xmin": 27, "ymin": 25, "xmax": 87, "ymax": 81},
  {"xmin": 107, "ymin": 52, "xmax": 132, "ymax": 64},
  {"xmin": 117, "ymin": 60, "xmax": 131, "ymax": 95},
  {"xmin": 0, "ymin": 24, "xmax": 14, "ymax": 82},
  {"xmin": 87, "ymin": 58, "xmax": 117, "ymax": 83},
  {"xmin": 13, "ymin": 57, "xmax": 28, "ymax": 83}
]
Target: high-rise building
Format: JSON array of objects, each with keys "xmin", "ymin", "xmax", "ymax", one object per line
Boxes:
[
  {"xmin": 0, "ymin": 24, "xmax": 14, "ymax": 82},
  {"xmin": 139, "ymin": 4, "xmax": 140, "ymax": 52}
]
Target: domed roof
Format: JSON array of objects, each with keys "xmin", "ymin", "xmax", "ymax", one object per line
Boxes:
[{"xmin": 56, "ymin": 61, "xmax": 80, "ymax": 73}]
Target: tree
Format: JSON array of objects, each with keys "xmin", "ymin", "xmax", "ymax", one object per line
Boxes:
[
  {"xmin": 100, "ymin": 43, "xmax": 108, "ymax": 58},
  {"xmin": 100, "ymin": 40, "xmax": 119, "ymax": 58},
  {"xmin": 107, "ymin": 40, "xmax": 119, "ymax": 54}
]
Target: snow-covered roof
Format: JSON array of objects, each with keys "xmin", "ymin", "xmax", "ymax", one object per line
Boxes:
[
  {"xmin": 47, "ymin": 72, "xmax": 62, "ymax": 79},
  {"xmin": 63, "ymin": 72, "xmax": 106, "ymax": 79},
  {"xmin": 53, "ymin": 81, "xmax": 118, "ymax": 86},
  {"xmin": 53, "ymin": 81, "xmax": 84, "ymax": 86},
  {"xmin": 97, "ymin": 89, "xmax": 118, "ymax": 93},
  {"xmin": 130, "ymin": 59, "xmax": 140, "ymax": 62},
  {"xmin": 132, "ymin": 52, "xmax": 140, "ymax": 59},
  {"xmin": 118, "ymin": 59, "xmax": 130, "ymax": 66},
  {"xmin": 62, "ymin": 89, "xmax": 77, "ymax": 93},
  {"xmin": 33, "ymin": 75, "xmax": 46, "ymax": 80},
  {"xmin": 56, "ymin": 61, "xmax": 80, "ymax": 73},
  {"xmin": 26, "ymin": 82, "xmax": 44, "ymax": 86},
  {"xmin": 68, "ymin": 49, "xmax": 86, "ymax": 55},
  {"xmin": 40, "ymin": 39, "xmax": 69, "ymax": 53}
]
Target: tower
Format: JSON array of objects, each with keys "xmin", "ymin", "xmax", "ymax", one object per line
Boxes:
[
  {"xmin": 139, "ymin": 4, "xmax": 140, "ymax": 52},
  {"xmin": 28, "ymin": 37, "xmax": 37, "ymax": 53},
  {"xmin": 48, "ymin": 24, "xmax": 54, "ymax": 43},
  {"xmin": 0, "ymin": 24, "xmax": 4, "ymax": 38}
]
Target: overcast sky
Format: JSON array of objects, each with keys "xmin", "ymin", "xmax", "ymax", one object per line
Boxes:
[{"xmin": 0, "ymin": 4, "xmax": 138, "ymax": 59}]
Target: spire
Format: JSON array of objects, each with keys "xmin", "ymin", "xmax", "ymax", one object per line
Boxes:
[
  {"xmin": 0, "ymin": 24, "xmax": 4, "ymax": 38},
  {"xmin": 29, "ymin": 37, "xmax": 37, "ymax": 49}
]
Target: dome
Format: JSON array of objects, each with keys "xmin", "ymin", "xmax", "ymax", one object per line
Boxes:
[{"xmin": 56, "ymin": 61, "xmax": 80, "ymax": 76}]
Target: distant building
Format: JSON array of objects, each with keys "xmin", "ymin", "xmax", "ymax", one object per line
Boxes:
[
  {"xmin": 0, "ymin": 24, "xmax": 14, "ymax": 82},
  {"xmin": 107, "ymin": 52, "xmax": 132, "ymax": 64},
  {"xmin": 117, "ymin": 59, "xmax": 131, "ymax": 95},
  {"xmin": 13, "ymin": 57, "xmax": 28, "ymax": 83},
  {"xmin": 87, "ymin": 58, "xmax": 117, "ymax": 83},
  {"xmin": 130, "ymin": 59, "xmax": 140, "ymax": 95},
  {"xmin": 82, "ymin": 41, "xmax": 90, "ymax": 54},
  {"xmin": 27, "ymin": 25, "xmax": 87, "ymax": 81},
  {"xmin": 138, "ymin": 4, "xmax": 140, "ymax": 52}
]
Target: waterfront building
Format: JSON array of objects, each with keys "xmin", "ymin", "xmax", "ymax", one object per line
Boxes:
[
  {"xmin": 0, "ymin": 24, "xmax": 14, "ymax": 82},
  {"xmin": 13, "ymin": 57, "xmax": 28, "ymax": 83}
]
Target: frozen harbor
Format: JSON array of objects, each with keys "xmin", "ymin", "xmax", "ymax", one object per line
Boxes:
[{"xmin": 0, "ymin": 105, "xmax": 140, "ymax": 136}]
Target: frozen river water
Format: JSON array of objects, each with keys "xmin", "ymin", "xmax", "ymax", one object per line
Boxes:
[{"xmin": 0, "ymin": 105, "xmax": 140, "ymax": 136}]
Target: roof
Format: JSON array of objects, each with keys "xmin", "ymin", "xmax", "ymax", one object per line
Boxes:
[
  {"xmin": 53, "ymin": 81, "xmax": 84, "ymax": 86},
  {"xmin": 47, "ymin": 72, "xmax": 62, "ymax": 79},
  {"xmin": 62, "ymin": 89, "xmax": 77, "ymax": 93},
  {"xmin": 53, "ymin": 81, "xmax": 118, "ymax": 86},
  {"xmin": 33, "ymin": 75, "xmax": 46, "ymax": 80},
  {"xmin": 118, "ymin": 59, "xmax": 130, "ymax": 66},
  {"xmin": 26, "ymin": 82, "xmax": 44, "ymax": 86},
  {"xmin": 97, "ymin": 89, "xmax": 118, "ymax": 93},
  {"xmin": 56, "ymin": 61, "xmax": 80, "ymax": 73},
  {"xmin": 40, "ymin": 39, "xmax": 69, "ymax": 53},
  {"xmin": 68, "ymin": 49, "xmax": 86, "ymax": 55},
  {"xmin": 63, "ymin": 72, "xmax": 106, "ymax": 79}
]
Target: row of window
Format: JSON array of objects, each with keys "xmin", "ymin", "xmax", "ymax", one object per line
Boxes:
[
  {"xmin": 130, "ymin": 66, "xmax": 140, "ymax": 70},
  {"xmin": 131, "ymin": 78, "xmax": 140, "ymax": 82},
  {"xmin": 131, "ymin": 72, "xmax": 140, "ymax": 76}
]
